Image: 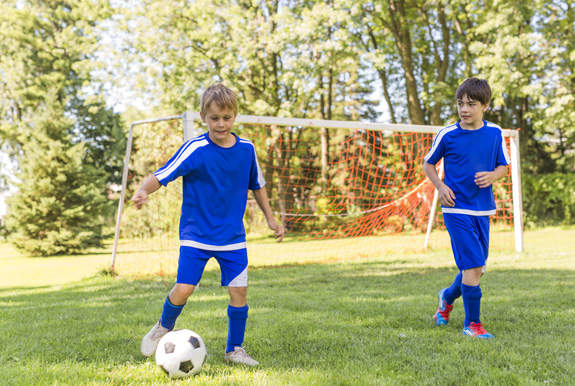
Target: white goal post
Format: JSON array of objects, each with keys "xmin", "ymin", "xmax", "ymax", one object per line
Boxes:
[{"xmin": 110, "ymin": 112, "xmax": 524, "ymax": 273}]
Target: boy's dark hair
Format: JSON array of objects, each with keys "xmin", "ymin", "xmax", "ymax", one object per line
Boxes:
[
  {"xmin": 201, "ymin": 83, "xmax": 238, "ymax": 116},
  {"xmin": 455, "ymin": 78, "xmax": 491, "ymax": 105}
]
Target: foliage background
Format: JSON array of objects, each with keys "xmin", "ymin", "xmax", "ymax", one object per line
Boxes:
[{"xmin": 0, "ymin": 0, "xmax": 574, "ymax": 254}]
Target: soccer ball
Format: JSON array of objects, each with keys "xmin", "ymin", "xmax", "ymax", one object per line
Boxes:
[{"xmin": 155, "ymin": 329, "xmax": 207, "ymax": 379}]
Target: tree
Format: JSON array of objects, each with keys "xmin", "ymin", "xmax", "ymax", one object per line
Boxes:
[
  {"xmin": 0, "ymin": 0, "xmax": 123, "ymax": 255},
  {"xmin": 470, "ymin": 0, "xmax": 575, "ymax": 174},
  {"xmin": 5, "ymin": 107, "xmax": 108, "ymax": 255}
]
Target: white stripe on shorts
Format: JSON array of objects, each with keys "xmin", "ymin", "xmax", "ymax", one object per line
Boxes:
[{"xmin": 228, "ymin": 267, "xmax": 248, "ymax": 287}]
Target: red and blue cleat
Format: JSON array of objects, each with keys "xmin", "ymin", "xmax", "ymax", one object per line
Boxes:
[
  {"xmin": 434, "ymin": 288, "xmax": 453, "ymax": 326},
  {"xmin": 463, "ymin": 322, "xmax": 494, "ymax": 339}
]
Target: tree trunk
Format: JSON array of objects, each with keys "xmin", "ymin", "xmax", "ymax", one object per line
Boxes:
[{"xmin": 388, "ymin": 0, "xmax": 426, "ymax": 124}]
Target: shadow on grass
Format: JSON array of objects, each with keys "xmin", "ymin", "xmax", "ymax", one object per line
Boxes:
[{"xmin": 1, "ymin": 262, "xmax": 574, "ymax": 384}]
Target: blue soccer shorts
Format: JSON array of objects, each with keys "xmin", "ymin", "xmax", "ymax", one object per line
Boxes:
[
  {"xmin": 177, "ymin": 246, "xmax": 248, "ymax": 287},
  {"xmin": 443, "ymin": 213, "xmax": 490, "ymax": 271}
]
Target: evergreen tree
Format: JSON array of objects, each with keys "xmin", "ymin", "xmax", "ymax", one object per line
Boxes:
[{"xmin": 6, "ymin": 101, "xmax": 108, "ymax": 255}]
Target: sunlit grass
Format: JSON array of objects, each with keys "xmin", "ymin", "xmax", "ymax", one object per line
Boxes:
[
  {"xmin": 0, "ymin": 228, "xmax": 574, "ymax": 385},
  {"xmin": 112, "ymin": 228, "xmax": 517, "ymax": 277},
  {"xmin": 0, "ymin": 243, "xmax": 111, "ymax": 289}
]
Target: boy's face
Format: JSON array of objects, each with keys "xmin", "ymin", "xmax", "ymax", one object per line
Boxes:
[
  {"xmin": 201, "ymin": 103, "xmax": 236, "ymax": 147},
  {"xmin": 457, "ymin": 94, "xmax": 489, "ymax": 130}
]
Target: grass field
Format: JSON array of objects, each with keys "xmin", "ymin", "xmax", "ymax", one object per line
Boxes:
[
  {"xmin": 0, "ymin": 243, "xmax": 111, "ymax": 288},
  {"xmin": 1, "ymin": 228, "xmax": 574, "ymax": 385}
]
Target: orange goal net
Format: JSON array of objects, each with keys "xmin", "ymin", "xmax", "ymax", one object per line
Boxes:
[{"xmin": 111, "ymin": 113, "xmax": 523, "ymax": 276}]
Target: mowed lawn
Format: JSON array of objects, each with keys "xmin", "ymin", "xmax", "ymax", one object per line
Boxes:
[
  {"xmin": 0, "ymin": 228, "xmax": 574, "ymax": 385},
  {"xmin": 0, "ymin": 243, "xmax": 111, "ymax": 288}
]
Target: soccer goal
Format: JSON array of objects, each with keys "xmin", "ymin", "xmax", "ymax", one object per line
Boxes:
[{"xmin": 110, "ymin": 112, "xmax": 523, "ymax": 276}]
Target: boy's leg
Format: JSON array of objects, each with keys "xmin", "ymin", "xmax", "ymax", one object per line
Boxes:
[
  {"xmin": 460, "ymin": 215, "xmax": 493, "ymax": 338},
  {"xmin": 224, "ymin": 287, "xmax": 259, "ymax": 365},
  {"xmin": 215, "ymin": 249, "xmax": 259, "ymax": 365},
  {"xmin": 442, "ymin": 214, "xmax": 493, "ymax": 337},
  {"xmin": 434, "ymin": 271, "xmax": 462, "ymax": 326},
  {"xmin": 162, "ymin": 283, "xmax": 196, "ymax": 329},
  {"xmin": 443, "ymin": 271, "xmax": 463, "ymax": 304},
  {"xmin": 140, "ymin": 285, "xmax": 194, "ymax": 357},
  {"xmin": 461, "ymin": 270, "xmax": 493, "ymax": 338},
  {"xmin": 461, "ymin": 266, "xmax": 483, "ymax": 327},
  {"xmin": 227, "ymin": 286, "xmax": 248, "ymax": 352},
  {"xmin": 140, "ymin": 247, "xmax": 210, "ymax": 357}
]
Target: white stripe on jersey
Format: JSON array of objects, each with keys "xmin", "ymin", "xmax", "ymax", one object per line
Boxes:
[
  {"xmin": 486, "ymin": 122, "xmax": 512, "ymax": 164},
  {"xmin": 180, "ymin": 240, "xmax": 247, "ymax": 251},
  {"xmin": 442, "ymin": 208, "xmax": 496, "ymax": 216},
  {"xmin": 423, "ymin": 124, "xmax": 458, "ymax": 162},
  {"xmin": 154, "ymin": 138, "xmax": 209, "ymax": 182},
  {"xmin": 240, "ymin": 139, "xmax": 266, "ymax": 188}
]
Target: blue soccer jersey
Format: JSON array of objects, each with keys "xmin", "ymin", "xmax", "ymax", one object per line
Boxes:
[
  {"xmin": 153, "ymin": 132, "xmax": 265, "ymax": 250},
  {"xmin": 424, "ymin": 120, "xmax": 511, "ymax": 216}
]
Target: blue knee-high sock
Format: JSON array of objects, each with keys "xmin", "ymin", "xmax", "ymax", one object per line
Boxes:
[
  {"xmin": 160, "ymin": 296, "xmax": 185, "ymax": 330},
  {"xmin": 227, "ymin": 304, "xmax": 248, "ymax": 353},
  {"xmin": 461, "ymin": 283, "xmax": 482, "ymax": 327},
  {"xmin": 443, "ymin": 272, "xmax": 463, "ymax": 304}
]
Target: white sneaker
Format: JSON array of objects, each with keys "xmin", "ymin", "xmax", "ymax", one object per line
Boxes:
[
  {"xmin": 140, "ymin": 320, "xmax": 169, "ymax": 357},
  {"xmin": 224, "ymin": 347, "xmax": 260, "ymax": 366}
]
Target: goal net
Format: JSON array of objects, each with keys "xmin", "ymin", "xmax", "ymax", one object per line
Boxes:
[{"xmin": 111, "ymin": 113, "xmax": 523, "ymax": 276}]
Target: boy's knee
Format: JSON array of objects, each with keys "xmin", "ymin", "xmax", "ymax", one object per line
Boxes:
[
  {"xmin": 170, "ymin": 283, "xmax": 195, "ymax": 304},
  {"xmin": 228, "ymin": 286, "xmax": 247, "ymax": 307},
  {"xmin": 462, "ymin": 266, "xmax": 484, "ymax": 285}
]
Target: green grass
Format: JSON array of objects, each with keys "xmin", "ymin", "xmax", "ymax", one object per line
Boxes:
[
  {"xmin": 0, "ymin": 243, "xmax": 111, "ymax": 288},
  {"xmin": 1, "ymin": 228, "xmax": 575, "ymax": 385}
]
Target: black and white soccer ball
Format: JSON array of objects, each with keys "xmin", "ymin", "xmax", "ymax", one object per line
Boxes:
[{"xmin": 155, "ymin": 329, "xmax": 207, "ymax": 379}]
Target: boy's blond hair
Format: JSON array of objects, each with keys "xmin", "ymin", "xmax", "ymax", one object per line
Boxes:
[{"xmin": 200, "ymin": 84, "xmax": 238, "ymax": 117}]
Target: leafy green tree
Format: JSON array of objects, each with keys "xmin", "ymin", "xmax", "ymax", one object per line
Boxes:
[
  {"xmin": 471, "ymin": 0, "xmax": 575, "ymax": 175},
  {"xmin": 530, "ymin": 0, "xmax": 575, "ymax": 173},
  {"xmin": 354, "ymin": 0, "xmax": 475, "ymax": 126},
  {"xmin": 116, "ymin": 0, "xmax": 378, "ymax": 220},
  {"xmin": 110, "ymin": 0, "xmax": 574, "ymax": 227}
]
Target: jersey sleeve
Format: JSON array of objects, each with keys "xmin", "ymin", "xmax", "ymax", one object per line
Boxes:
[
  {"xmin": 495, "ymin": 130, "xmax": 511, "ymax": 168},
  {"xmin": 153, "ymin": 140, "xmax": 196, "ymax": 186},
  {"xmin": 424, "ymin": 131, "xmax": 447, "ymax": 165},
  {"xmin": 248, "ymin": 146, "xmax": 266, "ymax": 190}
]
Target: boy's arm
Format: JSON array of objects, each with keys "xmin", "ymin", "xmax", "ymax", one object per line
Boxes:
[
  {"xmin": 474, "ymin": 165, "xmax": 508, "ymax": 188},
  {"xmin": 131, "ymin": 174, "xmax": 162, "ymax": 210},
  {"xmin": 252, "ymin": 186, "xmax": 285, "ymax": 242},
  {"xmin": 423, "ymin": 161, "xmax": 456, "ymax": 207}
]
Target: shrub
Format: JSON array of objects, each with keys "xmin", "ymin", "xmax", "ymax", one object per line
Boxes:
[{"xmin": 522, "ymin": 172, "xmax": 575, "ymax": 227}]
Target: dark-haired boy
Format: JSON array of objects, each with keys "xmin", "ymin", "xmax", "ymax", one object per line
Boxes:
[{"xmin": 423, "ymin": 78, "xmax": 510, "ymax": 338}]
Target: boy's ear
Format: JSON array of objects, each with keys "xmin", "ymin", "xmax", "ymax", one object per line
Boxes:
[
  {"xmin": 200, "ymin": 112, "xmax": 206, "ymax": 122},
  {"xmin": 482, "ymin": 103, "xmax": 490, "ymax": 112}
]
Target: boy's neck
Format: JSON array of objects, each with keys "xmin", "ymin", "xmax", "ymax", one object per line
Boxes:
[
  {"xmin": 209, "ymin": 132, "xmax": 237, "ymax": 148},
  {"xmin": 459, "ymin": 119, "xmax": 484, "ymax": 131}
]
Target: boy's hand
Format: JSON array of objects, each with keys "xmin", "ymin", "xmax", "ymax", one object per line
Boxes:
[
  {"xmin": 268, "ymin": 219, "xmax": 285, "ymax": 243},
  {"xmin": 474, "ymin": 171, "xmax": 496, "ymax": 188},
  {"xmin": 438, "ymin": 184, "xmax": 456, "ymax": 207},
  {"xmin": 131, "ymin": 190, "xmax": 149, "ymax": 210}
]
